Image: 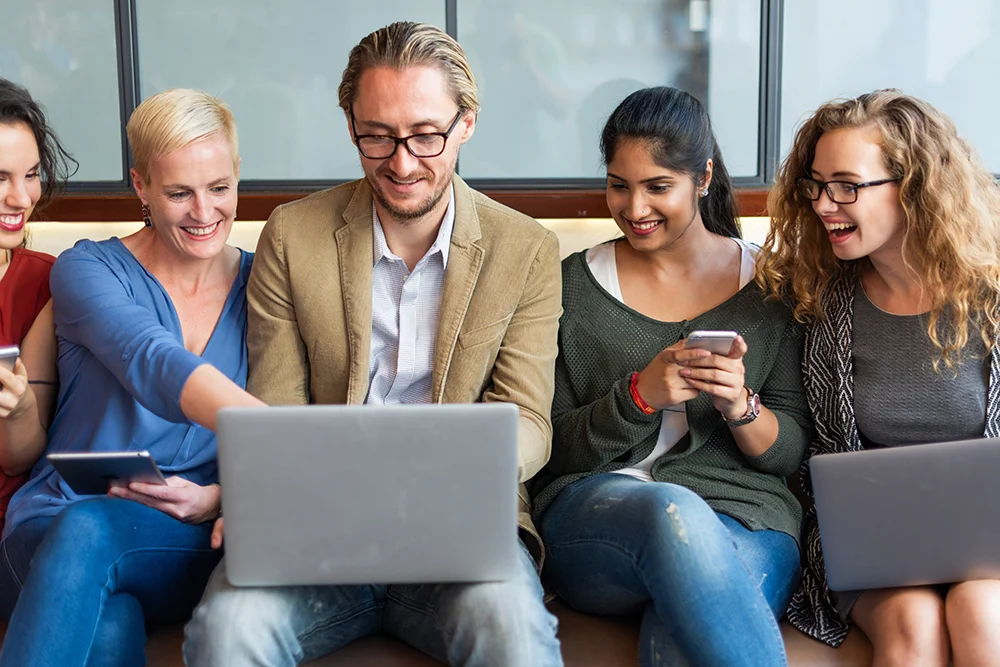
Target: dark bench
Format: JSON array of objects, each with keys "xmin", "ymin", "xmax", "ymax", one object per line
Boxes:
[{"xmin": 0, "ymin": 599, "xmax": 872, "ymax": 666}]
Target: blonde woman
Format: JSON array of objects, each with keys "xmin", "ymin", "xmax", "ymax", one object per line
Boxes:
[
  {"xmin": 759, "ymin": 89, "xmax": 1000, "ymax": 666},
  {"xmin": 0, "ymin": 89, "xmax": 261, "ymax": 666}
]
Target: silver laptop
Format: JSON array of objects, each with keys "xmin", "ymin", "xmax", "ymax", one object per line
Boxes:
[
  {"xmin": 810, "ymin": 437, "xmax": 1000, "ymax": 591},
  {"xmin": 216, "ymin": 403, "xmax": 519, "ymax": 587}
]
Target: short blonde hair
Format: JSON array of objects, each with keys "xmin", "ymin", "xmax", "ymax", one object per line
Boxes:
[
  {"xmin": 127, "ymin": 88, "xmax": 239, "ymax": 182},
  {"xmin": 758, "ymin": 89, "xmax": 1000, "ymax": 369},
  {"xmin": 338, "ymin": 22, "xmax": 480, "ymax": 116}
]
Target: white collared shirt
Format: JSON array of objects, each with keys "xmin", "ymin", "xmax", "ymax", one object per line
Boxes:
[{"xmin": 366, "ymin": 187, "xmax": 455, "ymax": 405}]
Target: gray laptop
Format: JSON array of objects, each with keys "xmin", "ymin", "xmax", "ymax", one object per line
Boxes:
[
  {"xmin": 810, "ymin": 437, "xmax": 1000, "ymax": 592},
  {"xmin": 216, "ymin": 403, "xmax": 519, "ymax": 587}
]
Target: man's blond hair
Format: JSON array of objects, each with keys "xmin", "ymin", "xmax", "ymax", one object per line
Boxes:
[{"xmin": 338, "ymin": 22, "xmax": 480, "ymax": 116}]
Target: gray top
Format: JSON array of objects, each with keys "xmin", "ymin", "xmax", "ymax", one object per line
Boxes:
[
  {"xmin": 835, "ymin": 282, "xmax": 992, "ymax": 621},
  {"xmin": 532, "ymin": 251, "xmax": 813, "ymax": 542},
  {"xmin": 852, "ymin": 281, "xmax": 989, "ymax": 447}
]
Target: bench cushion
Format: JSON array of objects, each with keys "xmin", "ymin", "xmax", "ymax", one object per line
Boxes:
[{"xmin": 1, "ymin": 600, "xmax": 872, "ymax": 666}]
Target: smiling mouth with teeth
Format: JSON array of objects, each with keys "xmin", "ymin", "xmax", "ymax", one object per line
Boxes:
[
  {"xmin": 825, "ymin": 222, "xmax": 857, "ymax": 238},
  {"xmin": 0, "ymin": 213, "xmax": 25, "ymax": 230},
  {"xmin": 627, "ymin": 218, "xmax": 663, "ymax": 232},
  {"xmin": 388, "ymin": 175, "xmax": 421, "ymax": 186},
  {"xmin": 182, "ymin": 222, "xmax": 220, "ymax": 236}
]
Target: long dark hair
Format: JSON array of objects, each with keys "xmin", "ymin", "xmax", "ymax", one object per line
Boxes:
[
  {"xmin": 600, "ymin": 86, "xmax": 740, "ymax": 238},
  {"xmin": 0, "ymin": 78, "xmax": 77, "ymax": 245}
]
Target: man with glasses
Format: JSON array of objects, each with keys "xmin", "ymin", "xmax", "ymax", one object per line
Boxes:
[{"xmin": 183, "ymin": 21, "xmax": 564, "ymax": 667}]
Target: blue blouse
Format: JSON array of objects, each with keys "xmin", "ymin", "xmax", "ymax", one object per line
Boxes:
[{"xmin": 2, "ymin": 239, "xmax": 253, "ymax": 540}]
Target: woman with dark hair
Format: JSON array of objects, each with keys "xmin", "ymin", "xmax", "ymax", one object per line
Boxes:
[
  {"xmin": 0, "ymin": 78, "xmax": 76, "ymax": 530},
  {"xmin": 531, "ymin": 86, "xmax": 812, "ymax": 666}
]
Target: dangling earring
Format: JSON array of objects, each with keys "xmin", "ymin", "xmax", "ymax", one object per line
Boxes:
[{"xmin": 141, "ymin": 204, "xmax": 152, "ymax": 228}]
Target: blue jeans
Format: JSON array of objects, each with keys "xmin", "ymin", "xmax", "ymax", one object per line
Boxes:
[
  {"xmin": 183, "ymin": 538, "xmax": 563, "ymax": 667},
  {"xmin": 0, "ymin": 497, "xmax": 221, "ymax": 667},
  {"xmin": 540, "ymin": 473, "xmax": 801, "ymax": 667}
]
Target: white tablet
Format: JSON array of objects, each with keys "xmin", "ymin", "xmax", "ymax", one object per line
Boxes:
[{"xmin": 47, "ymin": 451, "xmax": 167, "ymax": 496}]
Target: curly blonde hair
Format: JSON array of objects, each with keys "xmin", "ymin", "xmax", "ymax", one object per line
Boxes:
[{"xmin": 757, "ymin": 89, "xmax": 1000, "ymax": 369}]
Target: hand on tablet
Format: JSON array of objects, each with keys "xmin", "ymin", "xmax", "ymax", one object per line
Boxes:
[{"xmin": 109, "ymin": 476, "xmax": 222, "ymax": 524}]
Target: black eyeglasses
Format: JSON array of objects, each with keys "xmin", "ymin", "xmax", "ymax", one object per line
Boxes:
[
  {"xmin": 796, "ymin": 176, "xmax": 899, "ymax": 205},
  {"xmin": 350, "ymin": 109, "xmax": 465, "ymax": 159}
]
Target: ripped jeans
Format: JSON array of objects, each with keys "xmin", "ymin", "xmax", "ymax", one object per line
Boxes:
[{"xmin": 540, "ymin": 473, "xmax": 800, "ymax": 667}]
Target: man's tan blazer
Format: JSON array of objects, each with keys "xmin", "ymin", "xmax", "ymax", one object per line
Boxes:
[{"xmin": 245, "ymin": 175, "xmax": 561, "ymax": 564}]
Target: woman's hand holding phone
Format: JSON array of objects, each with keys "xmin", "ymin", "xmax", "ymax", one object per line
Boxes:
[
  {"xmin": 634, "ymin": 340, "xmax": 705, "ymax": 410},
  {"xmin": 0, "ymin": 357, "xmax": 34, "ymax": 420},
  {"xmin": 678, "ymin": 333, "xmax": 750, "ymax": 420}
]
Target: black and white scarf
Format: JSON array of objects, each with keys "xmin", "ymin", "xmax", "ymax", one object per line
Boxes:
[{"xmin": 785, "ymin": 270, "xmax": 1000, "ymax": 646}]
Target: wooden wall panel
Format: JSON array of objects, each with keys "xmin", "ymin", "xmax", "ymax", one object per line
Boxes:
[{"xmin": 42, "ymin": 189, "xmax": 771, "ymax": 222}]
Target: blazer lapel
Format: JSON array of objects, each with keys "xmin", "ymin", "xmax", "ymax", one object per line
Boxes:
[
  {"xmin": 432, "ymin": 177, "xmax": 484, "ymax": 402},
  {"xmin": 336, "ymin": 181, "xmax": 375, "ymax": 405}
]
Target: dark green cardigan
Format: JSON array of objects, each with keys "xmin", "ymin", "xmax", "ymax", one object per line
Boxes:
[{"xmin": 531, "ymin": 250, "xmax": 813, "ymax": 542}]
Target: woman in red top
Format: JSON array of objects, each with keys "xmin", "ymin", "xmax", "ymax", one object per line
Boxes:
[{"xmin": 0, "ymin": 79, "xmax": 76, "ymax": 527}]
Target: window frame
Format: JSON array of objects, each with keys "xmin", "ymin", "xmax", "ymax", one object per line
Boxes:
[{"xmin": 55, "ymin": 0, "xmax": 784, "ymax": 219}]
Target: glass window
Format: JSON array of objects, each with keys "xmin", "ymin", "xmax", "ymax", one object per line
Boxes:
[
  {"xmin": 0, "ymin": 1, "xmax": 123, "ymax": 182},
  {"xmin": 135, "ymin": 0, "xmax": 447, "ymax": 181},
  {"xmin": 456, "ymin": 0, "xmax": 762, "ymax": 179},
  {"xmin": 782, "ymin": 0, "xmax": 1000, "ymax": 172}
]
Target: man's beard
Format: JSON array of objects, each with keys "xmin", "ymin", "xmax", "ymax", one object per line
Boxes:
[{"xmin": 369, "ymin": 159, "xmax": 456, "ymax": 223}]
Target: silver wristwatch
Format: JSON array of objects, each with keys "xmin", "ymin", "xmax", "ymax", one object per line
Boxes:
[{"xmin": 724, "ymin": 388, "xmax": 761, "ymax": 427}]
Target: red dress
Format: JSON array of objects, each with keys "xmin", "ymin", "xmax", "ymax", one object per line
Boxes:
[{"xmin": 0, "ymin": 247, "xmax": 55, "ymax": 527}]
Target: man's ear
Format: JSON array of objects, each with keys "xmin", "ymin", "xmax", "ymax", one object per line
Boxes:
[
  {"xmin": 457, "ymin": 110, "xmax": 476, "ymax": 145},
  {"xmin": 345, "ymin": 110, "xmax": 356, "ymax": 143}
]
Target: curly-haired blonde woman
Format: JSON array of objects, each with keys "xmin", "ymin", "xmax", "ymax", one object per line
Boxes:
[{"xmin": 759, "ymin": 89, "xmax": 1000, "ymax": 666}]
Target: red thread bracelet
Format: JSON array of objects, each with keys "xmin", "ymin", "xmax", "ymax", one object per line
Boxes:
[{"xmin": 629, "ymin": 372, "xmax": 657, "ymax": 415}]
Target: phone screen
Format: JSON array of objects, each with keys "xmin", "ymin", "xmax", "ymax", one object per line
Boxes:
[{"xmin": 685, "ymin": 331, "xmax": 738, "ymax": 356}]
